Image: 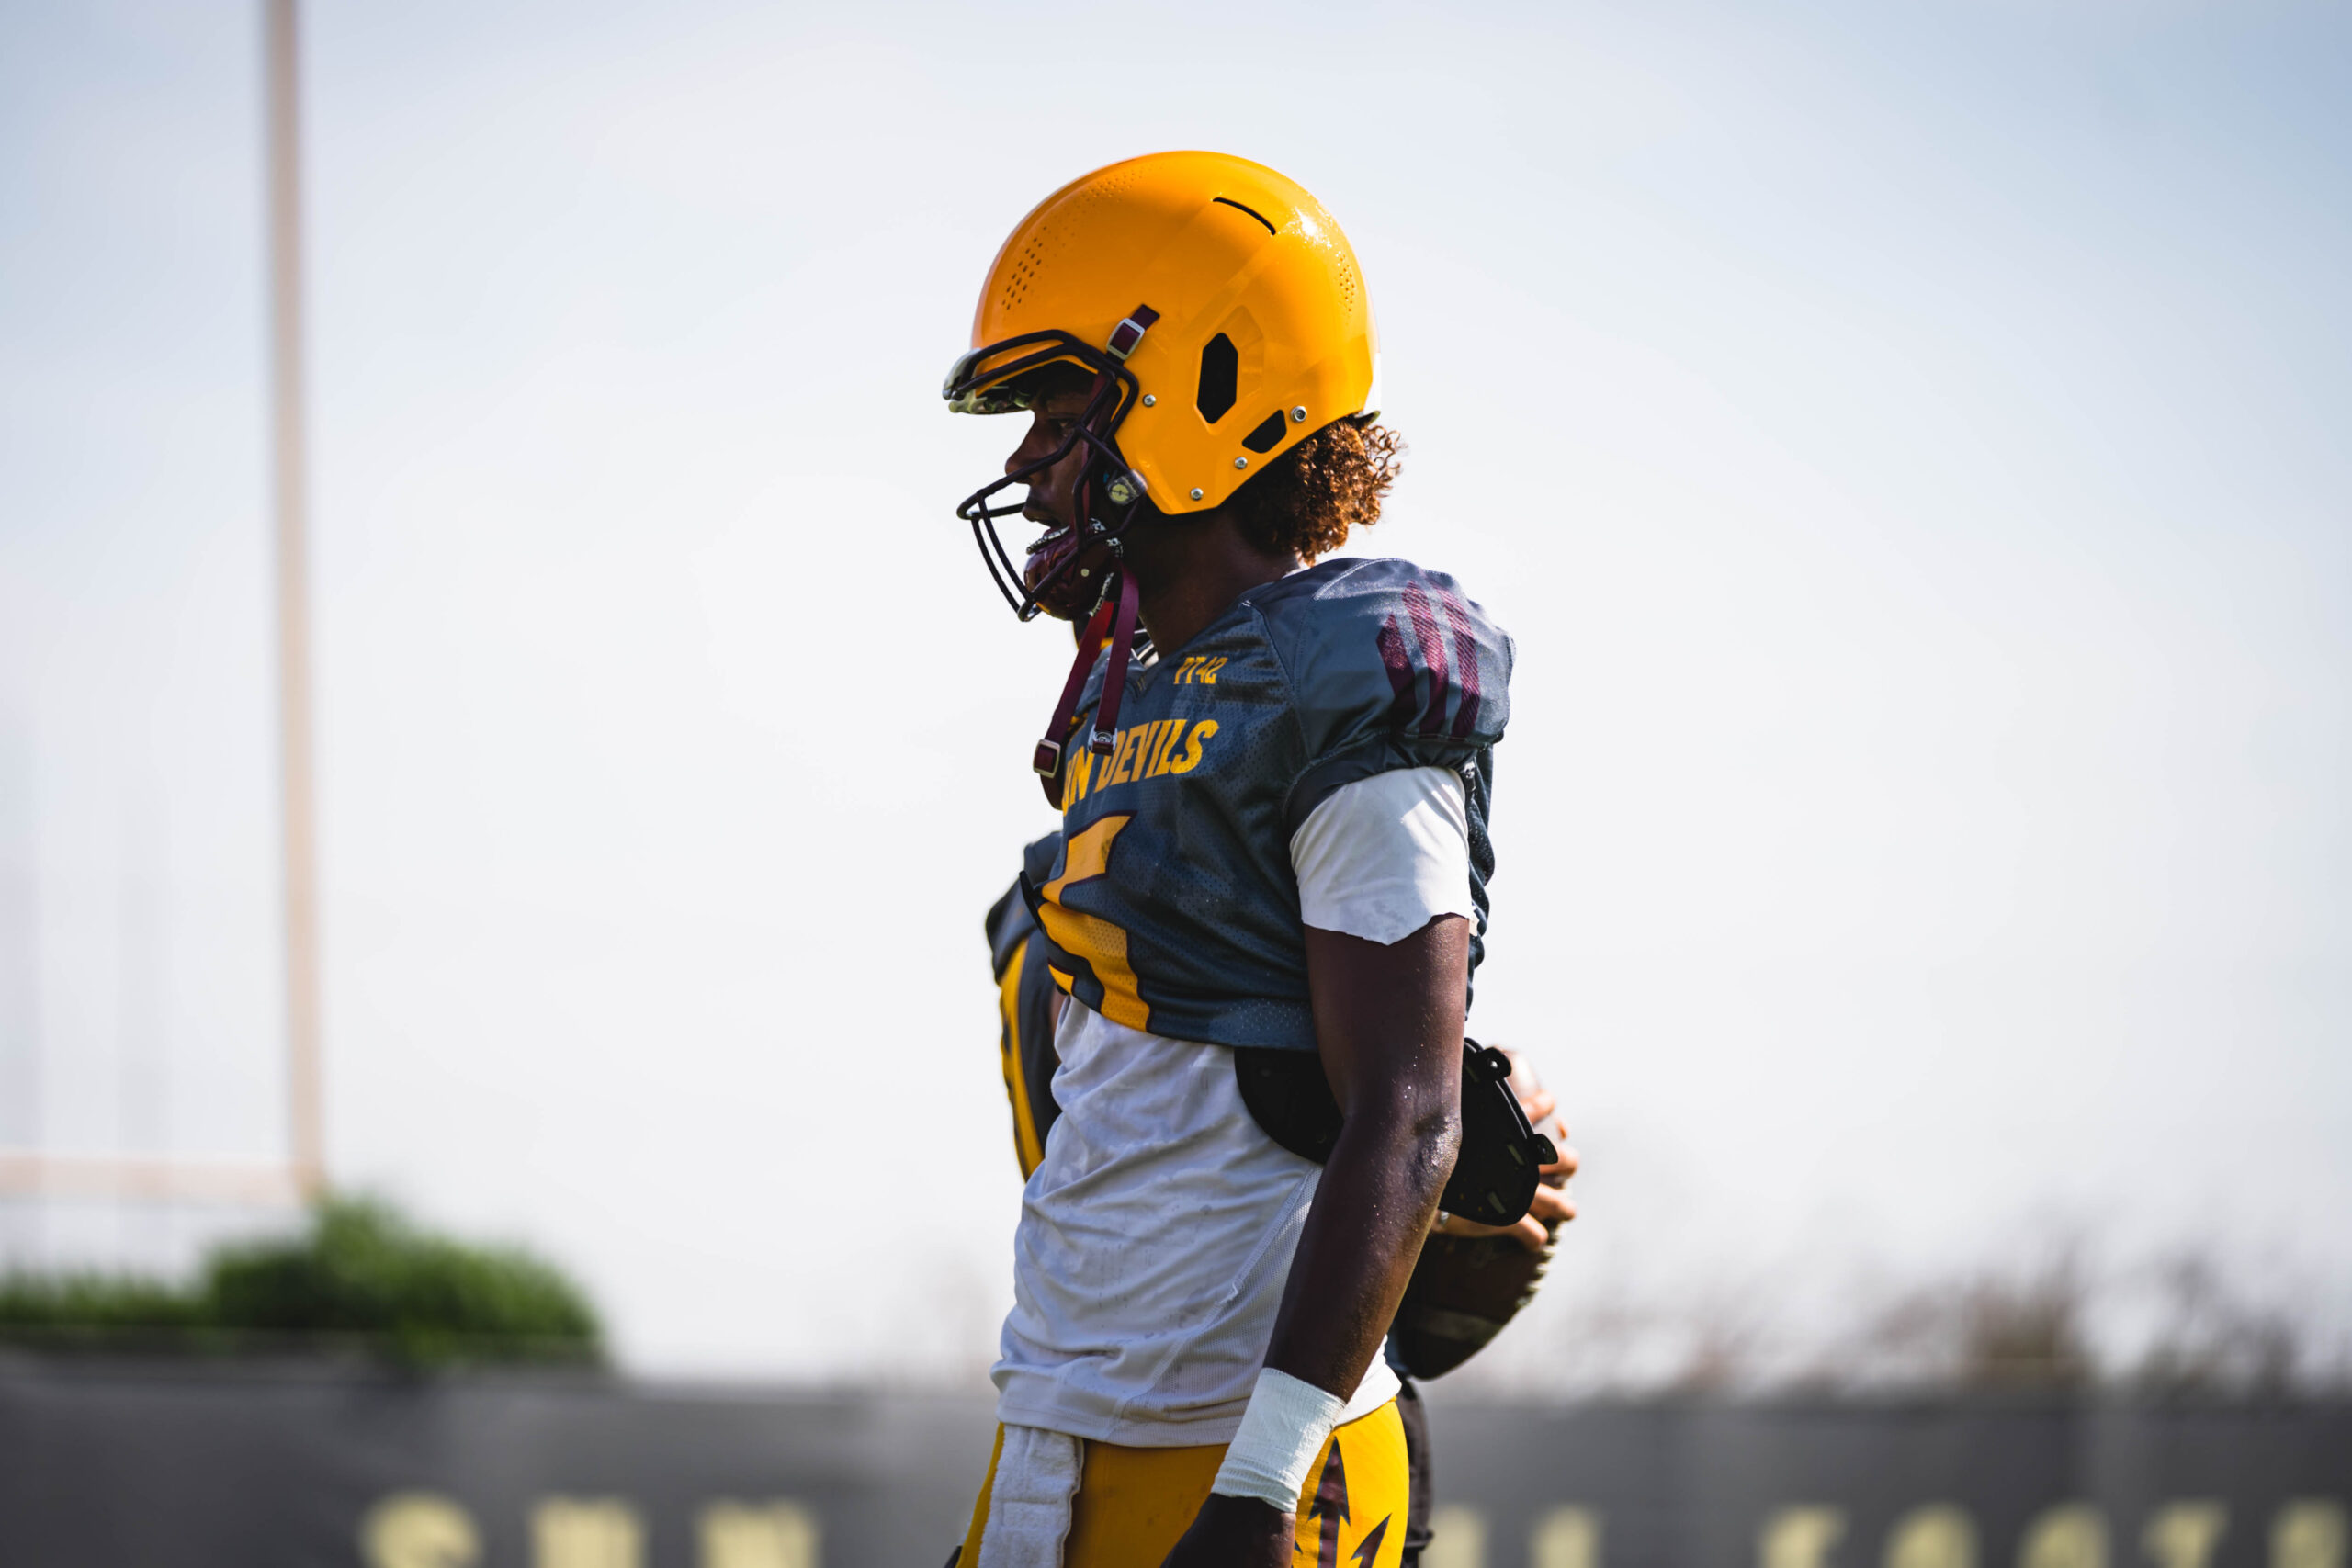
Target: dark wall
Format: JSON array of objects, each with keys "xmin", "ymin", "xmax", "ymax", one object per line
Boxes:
[
  {"xmin": 1423, "ymin": 1395, "xmax": 2351, "ymax": 1568},
  {"xmin": 0, "ymin": 1359, "xmax": 995, "ymax": 1568},
  {"xmin": 1, "ymin": 1360, "xmax": 2344, "ymax": 1568}
]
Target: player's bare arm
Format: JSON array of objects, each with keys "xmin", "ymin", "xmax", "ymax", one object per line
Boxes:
[
  {"xmin": 1280, "ymin": 919, "xmax": 1469, "ymax": 1395},
  {"xmin": 1164, "ymin": 916, "xmax": 1469, "ymax": 1567}
]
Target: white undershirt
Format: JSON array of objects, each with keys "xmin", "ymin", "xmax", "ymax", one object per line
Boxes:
[
  {"xmin": 1290, "ymin": 765, "xmax": 1475, "ymax": 945},
  {"xmin": 991, "ymin": 766, "xmax": 1474, "ymax": 1446}
]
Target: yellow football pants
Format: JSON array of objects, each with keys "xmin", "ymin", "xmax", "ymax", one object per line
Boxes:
[{"xmin": 958, "ymin": 1399, "xmax": 1408, "ymax": 1568}]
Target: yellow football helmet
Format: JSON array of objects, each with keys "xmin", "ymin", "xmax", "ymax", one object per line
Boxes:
[{"xmin": 945, "ymin": 151, "xmax": 1380, "ymax": 623}]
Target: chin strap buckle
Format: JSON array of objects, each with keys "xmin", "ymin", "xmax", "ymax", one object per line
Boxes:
[
  {"xmin": 1031, "ymin": 738, "xmax": 1062, "ymax": 777},
  {"xmin": 1104, "ymin": 303, "xmax": 1159, "ymax": 361}
]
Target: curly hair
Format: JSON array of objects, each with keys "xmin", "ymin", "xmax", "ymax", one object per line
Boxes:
[{"xmin": 1227, "ymin": 419, "xmax": 1406, "ymax": 563}]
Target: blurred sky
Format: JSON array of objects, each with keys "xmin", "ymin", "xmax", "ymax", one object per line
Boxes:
[{"xmin": 2, "ymin": 0, "xmax": 2347, "ymax": 1380}]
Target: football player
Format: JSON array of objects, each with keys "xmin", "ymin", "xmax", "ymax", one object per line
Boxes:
[
  {"xmin": 944, "ymin": 152, "xmax": 1522, "ymax": 1568},
  {"xmin": 985, "ymin": 841, "xmax": 1579, "ymax": 1567}
]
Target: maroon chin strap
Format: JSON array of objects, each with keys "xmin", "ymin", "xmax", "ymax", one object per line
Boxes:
[{"xmin": 1032, "ymin": 570, "xmax": 1142, "ymax": 807}]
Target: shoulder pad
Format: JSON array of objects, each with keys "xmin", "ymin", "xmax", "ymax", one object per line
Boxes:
[
  {"xmin": 1251, "ymin": 558, "xmax": 1512, "ymax": 756},
  {"xmin": 1248, "ymin": 561, "xmax": 1511, "ymax": 827}
]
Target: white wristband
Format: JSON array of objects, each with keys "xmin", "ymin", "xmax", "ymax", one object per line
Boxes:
[{"xmin": 1211, "ymin": 1368, "xmax": 1346, "ymax": 1511}]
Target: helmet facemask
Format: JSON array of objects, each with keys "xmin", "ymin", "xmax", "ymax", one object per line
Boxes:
[{"xmin": 947, "ymin": 330, "xmax": 1155, "ymax": 624}]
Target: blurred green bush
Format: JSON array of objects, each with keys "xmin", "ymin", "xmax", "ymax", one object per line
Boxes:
[{"xmin": 0, "ymin": 1197, "xmax": 603, "ymax": 1368}]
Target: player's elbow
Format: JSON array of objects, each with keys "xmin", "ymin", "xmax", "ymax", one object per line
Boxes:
[
  {"xmin": 1392, "ymin": 1098, "xmax": 1462, "ymax": 1206},
  {"xmin": 1328, "ymin": 1050, "xmax": 1463, "ymax": 1200}
]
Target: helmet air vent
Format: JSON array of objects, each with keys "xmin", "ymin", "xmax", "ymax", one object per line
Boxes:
[
  {"xmin": 1241, "ymin": 411, "xmax": 1287, "ymax": 454},
  {"xmin": 1196, "ymin": 333, "xmax": 1239, "ymax": 424}
]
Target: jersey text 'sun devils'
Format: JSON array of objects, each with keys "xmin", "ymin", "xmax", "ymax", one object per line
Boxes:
[{"xmin": 1032, "ymin": 558, "xmax": 1513, "ymax": 1053}]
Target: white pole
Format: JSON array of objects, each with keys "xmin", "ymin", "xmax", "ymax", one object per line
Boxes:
[
  {"xmin": 265, "ymin": 0, "xmax": 325, "ymax": 1201},
  {"xmin": 0, "ymin": 5, "xmax": 321, "ymax": 1213}
]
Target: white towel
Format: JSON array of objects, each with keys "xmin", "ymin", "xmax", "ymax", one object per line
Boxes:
[{"xmin": 978, "ymin": 1425, "xmax": 1083, "ymax": 1568}]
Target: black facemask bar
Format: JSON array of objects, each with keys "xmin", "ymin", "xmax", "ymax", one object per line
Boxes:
[{"xmin": 947, "ymin": 327, "xmax": 1154, "ymax": 622}]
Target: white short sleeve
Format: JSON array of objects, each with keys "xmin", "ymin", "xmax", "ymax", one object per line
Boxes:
[{"xmin": 1288, "ymin": 767, "xmax": 1475, "ymax": 945}]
